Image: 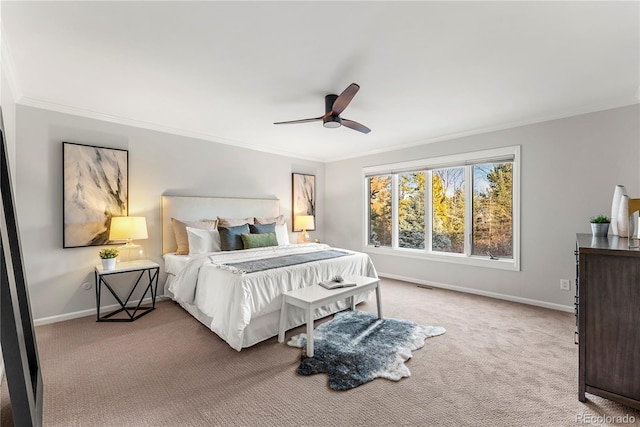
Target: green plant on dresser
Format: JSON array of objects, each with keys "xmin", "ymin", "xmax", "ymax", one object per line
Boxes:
[{"xmin": 589, "ymin": 215, "xmax": 610, "ymax": 237}]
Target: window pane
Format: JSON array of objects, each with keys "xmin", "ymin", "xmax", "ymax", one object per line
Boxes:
[
  {"xmin": 368, "ymin": 175, "xmax": 392, "ymax": 247},
  {"xmin": 432, "ymin": 168, "xmax": 464, "ymax": 253},
  {"xmin": 398, "ymin": 172, "xmax": 425, "ymax": 249},
  {"xmin": 472, "ymin": 163, "xmax": 513, "ymax": 258}
]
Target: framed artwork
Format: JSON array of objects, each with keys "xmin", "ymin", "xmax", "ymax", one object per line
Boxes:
[
  {"xmin": 63, "ymin": 142, "xmax": 128, "ymax": 248},
  {"xmin": 292, "ymin": 173, "xmax": 316, "ymax": 231}
]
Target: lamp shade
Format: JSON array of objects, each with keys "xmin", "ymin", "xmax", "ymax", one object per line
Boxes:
[
  {"xmin": 109, "ymin": 216, "xmax": 148, "ymax": 241},
  {"xmin": 294, "ymin": 215, "xmax": 315, "ymax": 231}
]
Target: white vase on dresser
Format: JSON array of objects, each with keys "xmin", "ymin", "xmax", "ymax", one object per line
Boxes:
[
  {"xmin": 611, "ymin": 185, "xmax": 626, "ymax": 236},
  {"xmin": 617, "ymin": 195, "xmax": 634, "ymax": 238}
]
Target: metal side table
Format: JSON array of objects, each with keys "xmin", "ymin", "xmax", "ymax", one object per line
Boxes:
[{"xmin": 94, "ymin": 259, "xmax": 160, "ymax": 322}]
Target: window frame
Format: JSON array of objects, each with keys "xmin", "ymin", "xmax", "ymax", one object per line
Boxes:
[{"xmin": 362, "ymin": 146, "xmax": 520, "ymax": 271}]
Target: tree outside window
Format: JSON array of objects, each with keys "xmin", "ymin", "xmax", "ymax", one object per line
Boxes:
[
  {"xmin": 472, "ymin": 163, "xmax": 513, "ymax": 258},
  {"xmin": 365, "ymin": 148, "xmax": 516, "ymax": 268},
  {"xmin": 432, "ymin": 168, "xmax": 464, "ymax": 254},
  {"xmin": 399, "ymin": 172, "xmax": 425, "ymax": 249},
  {"xmin": 368, "ymin": 175, "xmax": 392, "ymax": 247}
]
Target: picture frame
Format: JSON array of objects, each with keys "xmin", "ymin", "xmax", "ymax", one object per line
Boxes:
[
  {"xmin": 63, "ymin": 142, "xmax": 128, "ymax": 248},
  {"xmin": 292, "ymin": 173, "xmax": 316, "ymax": 231}
]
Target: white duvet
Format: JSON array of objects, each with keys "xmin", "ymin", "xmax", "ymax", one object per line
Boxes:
[{"xmin": 167, "ymin": 243, "xmax": 378, "ymax": 351}]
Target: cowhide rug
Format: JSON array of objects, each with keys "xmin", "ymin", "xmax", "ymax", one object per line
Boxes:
[{"xmin": 287, "ymin": 310, "xmax": 445, "ymax": 390}]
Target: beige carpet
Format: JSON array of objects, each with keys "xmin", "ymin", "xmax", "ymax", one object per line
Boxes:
[{"xmin": 2, "ymin": 278, "xmax": 639, "ymax": 426}]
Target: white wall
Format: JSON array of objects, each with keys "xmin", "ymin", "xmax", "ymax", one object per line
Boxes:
[
  {"xmin": 14, "ymin": 105, "xmax": 325, "ymax": 322},
  {"xmin": 1, "ymin": 62, "xmax": 17, "ymax": 183},
  {"xmin": 324, "ymin": 105, "xmax": 640, "ymax": 310},
  {"xmin": 11, "ymin": 103, "xmax": 640, "ymax": 322}
]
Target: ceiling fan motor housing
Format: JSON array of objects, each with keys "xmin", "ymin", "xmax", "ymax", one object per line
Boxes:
[
  {"xmin": 325, "ymin": 94, "xmax": 338, "ymax": 113},
  {"xmin": 323, "ymin": 94, "xmax": 342, "ymax": 128}
]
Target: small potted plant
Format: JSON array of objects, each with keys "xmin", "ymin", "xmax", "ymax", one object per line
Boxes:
[
  {"xmin": 99, "ymin": 248, "xmax": 119, "ymax": 270},
  {"xmin": 590, "ymin": 215, "xmax": 610, "ymax": 237}
]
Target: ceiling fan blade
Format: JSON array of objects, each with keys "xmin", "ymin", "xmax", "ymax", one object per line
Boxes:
[
  {"xmin": 342, "ymin": 118, "xmax": 371, "ymax": 134},
  {"xmin": 273, "ymin": 116, "xmax": 324, "ymax": 125},
  {"xmin": 330, "ymin": 83, "xmax": 360, "ymax": 115}
]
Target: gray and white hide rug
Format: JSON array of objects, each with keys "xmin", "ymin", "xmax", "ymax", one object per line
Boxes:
[{"xmin": 287, "ymin": 310, "xmax": 445, "ymax": 390}]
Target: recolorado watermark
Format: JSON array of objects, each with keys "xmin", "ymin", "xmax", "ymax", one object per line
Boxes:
[{"xmin": 576, "ymin": 413, "xmax": 636, "ymax": 425}]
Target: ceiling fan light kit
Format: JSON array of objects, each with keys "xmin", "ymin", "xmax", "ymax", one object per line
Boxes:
[
  {"xmin": 323, "ymin": 114, "xmax": 342, "ymax": 128},
  {"xmin": 274, "ymin": 83, "xmax": 371, "ymax": 134}
]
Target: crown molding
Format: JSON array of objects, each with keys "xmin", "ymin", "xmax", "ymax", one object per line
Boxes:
[
  {"xmin": 17, "ymin": 96, "xmax": 323, "ymax": 163},
  {"xmin": 12, "ymin": 91, "xmax": 639, "ymax": 166},
  {"xmin": 325, "ymin": 99, "xmax": 640, "ymax": 163}
]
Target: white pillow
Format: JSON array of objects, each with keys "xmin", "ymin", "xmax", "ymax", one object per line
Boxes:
[
  {"xmin": 275, "ymin": 223, "xmax": 290, "ymax": 246},
  {"xmin": 186, "ymin": 227, "xmax": 221, "ymax": 254}
]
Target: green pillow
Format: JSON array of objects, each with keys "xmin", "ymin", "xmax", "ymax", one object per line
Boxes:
[{"xmin": 241, "ymin": 232, "xmax": 278, "ymax": 249}]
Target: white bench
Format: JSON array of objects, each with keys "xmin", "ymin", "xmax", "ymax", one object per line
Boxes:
[{"xmin": 277, "ymin": 275, "xmax": 382, "ymax": 357}]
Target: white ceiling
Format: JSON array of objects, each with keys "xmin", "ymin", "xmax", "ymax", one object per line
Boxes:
[{"xmin": 2, "ymin": 1, "xmax": 639, "ymax": 162}]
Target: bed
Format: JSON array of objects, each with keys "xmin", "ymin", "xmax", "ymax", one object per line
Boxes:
[{"xmin": 161, "ymin": 195, "xmax": 378, "ymax": 351}]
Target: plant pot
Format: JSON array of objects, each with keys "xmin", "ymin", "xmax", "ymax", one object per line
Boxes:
[
  {"xmin": 591, "ymin": 223, "xmax": 609, "ymax": 237},
  {"xmin": 101, "ymin": 258, "xmax": 116, "ymax": 271}
]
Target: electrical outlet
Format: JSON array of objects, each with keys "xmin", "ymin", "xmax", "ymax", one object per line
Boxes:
[
  {"xmin": 560, "ymin": 279, "xmax": 571, "ymax": 291},
  {"xmin": 81, "ymin": 282, "xmax": 92, "ymax": 290}
]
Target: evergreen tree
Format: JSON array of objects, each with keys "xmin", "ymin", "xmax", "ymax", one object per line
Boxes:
[
  {"xmin": 473, "ymin": 163, "xmax": 512, "ymax": 256},
  {"xmin": 398, "ymin": 172, "xmax": 425, "ymax": 248}
]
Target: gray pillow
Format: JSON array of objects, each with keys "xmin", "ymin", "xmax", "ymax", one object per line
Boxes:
[
  {"xmin": 218, "ymin": 224, "xmax": 250, "ymax": 251},
  {"xmin": 249, "ymin": 222, "xmax": 276, "ymax": 234}
]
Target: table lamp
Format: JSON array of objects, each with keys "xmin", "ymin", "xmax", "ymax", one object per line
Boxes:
[
  {"xmin": 109, "ymin": 216, "xmax": 148, "ymax": 261},
  {"xmin": 295, "ymin": 215, "xmax": 315, "ymax": 244}
]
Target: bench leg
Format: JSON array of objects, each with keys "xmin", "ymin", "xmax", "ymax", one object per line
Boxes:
[
  {"xmin": 306, "ymin": 306, "xmax": 314, "ymax": 357},
  {"xmin": 278, "ymin": 296, "xmax": 287, "ymax": 343},
  {"xmin": 375, "ymin": 282, "xmax": 383, "ymax": 319}
]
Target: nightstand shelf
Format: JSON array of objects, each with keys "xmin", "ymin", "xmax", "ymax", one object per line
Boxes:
[{"xmin": 94, "ymin": 259, "xmax": 159, "ymax": 322}]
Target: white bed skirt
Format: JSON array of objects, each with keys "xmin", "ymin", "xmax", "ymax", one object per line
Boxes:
[
  {"xmin": 173, "ymin": 287, "xmax": 371, "ymax": 349},
  {"xmin": 164, "ymin": 245, "xmax": 377, "ymax": 350}
]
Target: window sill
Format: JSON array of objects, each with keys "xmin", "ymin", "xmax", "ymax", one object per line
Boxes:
[{"xmin": 363, "ymin": 245, "xmax": 520, "ymax": 271}]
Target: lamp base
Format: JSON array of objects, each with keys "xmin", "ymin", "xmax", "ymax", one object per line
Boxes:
[
  {"xmin": 117, "ymin": 242, "xmax": 144, "ymax": 262},
  {"xmin": 297, "ymin": 230, "xmax": 310, "ymax": 244}
]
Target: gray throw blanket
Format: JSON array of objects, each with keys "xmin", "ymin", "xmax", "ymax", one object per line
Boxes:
[{"xmin": 222, "ymin": 250, "xmax": 352, "ymax": 274}]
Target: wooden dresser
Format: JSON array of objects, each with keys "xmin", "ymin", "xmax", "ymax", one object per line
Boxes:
[{"xmin": 576, "ymin": 233, "xmax": 640, "ymax": 410}]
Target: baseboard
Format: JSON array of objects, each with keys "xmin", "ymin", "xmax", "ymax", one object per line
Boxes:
[
  {"xmin": 33, "ymin": 277, "xmax": 573, "ymax": 326},
  {"xmin": 377, "ymin": 272, "xmax": 574, "ymax": 313},
  {"xmin": 33, "ymin": 295, "xmax": 170, "ymax": 326}
]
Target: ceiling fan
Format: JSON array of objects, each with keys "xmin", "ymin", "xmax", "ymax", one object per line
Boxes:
[{"xmin": 274, "ymin": 83, "xmax": 371, "ymax": 134}]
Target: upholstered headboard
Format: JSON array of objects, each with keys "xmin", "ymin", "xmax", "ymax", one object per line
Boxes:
[{"xmin": 161, "ymin": 195, "xmax": 280, "ymax": 254}]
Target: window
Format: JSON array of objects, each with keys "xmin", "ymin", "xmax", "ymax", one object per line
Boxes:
[
  {"xmin": 368, "ymin": 175, "xmax": 392, "ymax": 247},
  {"xmin": 399, "ymin": 172, "xmax": 425, "ymax": 249},
  {"xmin": 364, "ymin": 146, "xmax": 520, "ymax": 270},
  {"xmin": 432, "ymin": 167, "xmax": 464, "ymax": 254},
  {"xmin": 472, "ymin": 162, "xmax": 513, "ymax": 258}
]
